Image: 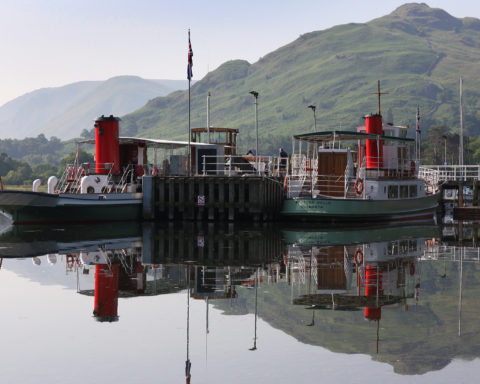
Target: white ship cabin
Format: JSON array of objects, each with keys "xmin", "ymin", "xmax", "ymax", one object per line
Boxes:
[{"xmin": 287, "ymin": 122, "xmax": 431, "ymax": 200}]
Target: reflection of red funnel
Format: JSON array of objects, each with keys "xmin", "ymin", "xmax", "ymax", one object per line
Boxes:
[
  {"xmin": 93, "ymin": 264, "xmax": 119, "ymax": 322},
  {"xmin": 364, "ymin": 307, "xmax": 381, "ymax": 320},
  {"xmin": 364, "ymin": 265, "xmax": 382, "ymax": 320}
]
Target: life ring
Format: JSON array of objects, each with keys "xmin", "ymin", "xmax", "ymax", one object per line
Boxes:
[
  {"xmin": 409, "ymin": 263, "xmax": 415, "ymax": 276},
  {"xmin": 77, "ymin": 166, "xmax": 86, "ymax": 178},
  {"xmin": 354, "ymin": 178, "xmax": 364, "ymax": 195},
  {"xmin": 354, "ymin": 249, "xmax": 363, "ymax": 264},
  {"xmin": 152, "ymin": 167, "xmax": 159, "ymax": 176},
  {"xmin": 410, "ymin": 160, "xmax": 416, "ymax": 175},
  {"xmin": 66, "ymin": 166, "xmax": 75, "ymax": 182},
  {"xmin": 305, "ymin": 159, "xmax": 312, "ymax": 172},
  {"xmin": 283, "ymin": 176, "xmax": 288, "ymax": 192}
]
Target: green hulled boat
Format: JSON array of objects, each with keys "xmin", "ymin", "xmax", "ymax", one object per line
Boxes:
[{"xmin": 281, "ymin": 109, "xmax": 440, "ymax": 222}]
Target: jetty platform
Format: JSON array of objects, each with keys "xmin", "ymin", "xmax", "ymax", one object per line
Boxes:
[{"xmin": 142, "ymin": 175, "xmax": 284, "ymax": 222}]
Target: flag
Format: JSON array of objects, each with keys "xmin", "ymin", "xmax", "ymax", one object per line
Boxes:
[{"xmin": 187, "ymin": 30, "xmax": 193, "ymax": 81}]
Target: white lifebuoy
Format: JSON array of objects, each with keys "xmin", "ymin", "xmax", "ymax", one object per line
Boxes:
[{"xmin": 354, "ymin": 249, "xmax": 363, "ymax": 264}]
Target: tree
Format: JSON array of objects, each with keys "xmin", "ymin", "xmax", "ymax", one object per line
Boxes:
[
  {"xmin": 60, "ymin": 150, "xmax": 95, "ymax": 170},
  {"xmin": 3, "ymin": 164, "xmax": 33, "ymax": 185}
]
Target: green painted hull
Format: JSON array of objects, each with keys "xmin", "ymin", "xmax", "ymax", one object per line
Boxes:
[
  {"xmin": 281, "ymin": 193, "xmax": 440, "ymax": 221},
  {"xmin": 6, "ymin": 204, "xmax": 142, "ymax": 225},
  {"xmin": 0, "ymin": 190, "xmax": 142, "ymax": 225}
]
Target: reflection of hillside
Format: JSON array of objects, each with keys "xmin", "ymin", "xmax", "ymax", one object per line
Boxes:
[{"xmin": 214, "ymin": 260, "xmax": 480, "ymax": 375}]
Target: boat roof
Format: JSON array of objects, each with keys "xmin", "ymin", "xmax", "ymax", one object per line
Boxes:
[
  {"xmin": 191, "ymin": 127, "xmax": 239, "ymax": 133},
  {"xmin": 79, "ymin": 137, "xmax": 219, "ymax": 149},
  {"xmin": 293, "ymin": 130, "xmax": 415, "ymax": 143}
]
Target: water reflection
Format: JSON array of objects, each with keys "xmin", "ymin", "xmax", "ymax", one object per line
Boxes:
[{"xmin": 1, "ymin": 221, "xmax": 480, "ymax": 382}]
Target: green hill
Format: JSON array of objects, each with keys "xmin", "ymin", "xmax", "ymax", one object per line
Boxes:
[{"xmin": 121, "ymin": 3, "xmax": 480, "ymax": 154}]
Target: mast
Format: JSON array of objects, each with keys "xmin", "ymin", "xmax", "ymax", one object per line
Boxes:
[
  {"xmin": 371, "ymin": 80, "xmax": 388, "ymax": 115},
  {"xmin": 187, "ymin": 30, "xmax": 194, "ymax": 176},
  {"xmin": 207, "ymin": 92, "xmax": 211, "ymax": 144},
  {"xmin": 185, "ymin": 265, "xmax": 192, "ymax": 383},
  {"xmin": 250, "ymin": 268, "xmax": 259, "ymax": 351},
  {"xmin": 416, "ymin": 105, "xmax": 421, "ymax": 162},
  {"xmin": 459, "ymin": 77, "xmax": 464, "ymax": 167}
]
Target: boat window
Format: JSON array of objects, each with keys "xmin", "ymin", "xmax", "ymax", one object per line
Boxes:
[
  {"xmin": 388, "ymin": 185, "xmax": 398, "ymax": 199},
  {"xmin": 399, "ymin": 240, "xmax": 409, "ymax": 254},
  {"xmin": 400, "ymin": 185, "xmax": 408, "ymax": 198},
  {"xmin": 387, "ymin": 241, "xmax": 395, "ymax": 255},
  {"xmin": 409, "ymin": 240, "xmax": 417, "ymax": 252},
  {"xmin": 409, "ymin": 185, "xmax": 418, "ymax": 197}
]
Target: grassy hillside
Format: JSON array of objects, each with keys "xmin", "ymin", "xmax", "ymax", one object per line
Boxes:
[{"xmin": 121, "ymin": 3, "xmax": 480, "ymax": 154}]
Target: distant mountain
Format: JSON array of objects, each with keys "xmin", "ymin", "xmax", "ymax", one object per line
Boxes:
[
  {"xmin": 0, "ymin": 76, "xmax": 187, "ymax": 140},
  {"xmin": 121, "ymin": 3, "xmax": 480, "ymax": 153}
]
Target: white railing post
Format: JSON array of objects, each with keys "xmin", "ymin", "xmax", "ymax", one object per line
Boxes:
[{"xmin": 202, "ymin": 155, "xmax": 206, "ymax": 176}]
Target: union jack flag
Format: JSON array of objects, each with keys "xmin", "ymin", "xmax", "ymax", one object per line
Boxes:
[{"xmin": 187, "ymin": 30, "xmax": 193, "ymax": 81}]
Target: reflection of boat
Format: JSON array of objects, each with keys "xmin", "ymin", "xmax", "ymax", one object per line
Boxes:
[
  {"xmin": 0, "ymin": 222, "xmax": 142, "ymax": 258},
  {"xmin": 288, "ymin": 233, "xmax": 422, "ymax": 353},
  {"xmin": 282, "ymin": 223, "xmax": 439, "ymax": 246},
  {"xmin": 281, "ymin": 92, "xmax": 440, "ymax": 221}
]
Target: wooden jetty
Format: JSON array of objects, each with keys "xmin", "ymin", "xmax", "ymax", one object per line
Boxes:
[
  {"xmin": 142, "ymin": 175, "xmax": 284, "ymax": 222},
  {"xmin": 420, "ymin": 165, "xmax": 480, "ymax": 219}
]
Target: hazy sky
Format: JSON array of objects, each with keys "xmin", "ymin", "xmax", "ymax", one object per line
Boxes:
[{"xmin": 0, "ymin": 0, "xmax": 479, "ymax": 107}]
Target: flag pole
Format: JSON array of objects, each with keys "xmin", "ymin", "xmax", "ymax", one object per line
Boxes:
[
  {"xmin": 187, "ymin": 29, "xmax": 192, "ymax": 176},
  {"xmin": 188, "ymin": 77, "xmax": 191, "ymax": 176}
]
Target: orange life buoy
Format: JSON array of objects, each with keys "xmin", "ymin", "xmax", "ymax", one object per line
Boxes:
[
  {"xmin": 305, "ymin": 159, "xmax": 312, "ymax": 172},
  {"xmin": 354, "ymin": 249, "xmax": 363, "ymax": 264},
  {"xmin": 354, "ymin": 178, "xmax": 364, "ymax": 195},
  {"xmin": 66, "ymin": 166, "xmax": 75, "ymax": 182},
  {"xmin": 77, "ymin": 166, "xmax": 86, "ymax": 178},
  {"xmin": 283, "ymin": 176, "xmax": 288, "ymax": 192}
]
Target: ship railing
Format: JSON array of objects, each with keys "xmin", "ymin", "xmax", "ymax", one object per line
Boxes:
[
  {"xmin": 423, "ymin": 244, "xmax": 480, "ymax": 263},
  {"xmin": 286, "ymin": 173, "xmax": 366, "ymax": 199},
  {"xmin": 362, "ymin": 155, "xmax": 418, "ymax": 179},
  {"xmin": 419, "ymin": 165, "xmax": 480, "ymax": 183},
  {"xmin": 116, "ymin": 165, "xmax": 135, "ymax": 193},
  {"xmin": 200, "ymin": 155, "xmax": 287, "ymax": 177},
  {"xmin": 55, "ymin": 162, "xmax": 114, "ymax": 193}
]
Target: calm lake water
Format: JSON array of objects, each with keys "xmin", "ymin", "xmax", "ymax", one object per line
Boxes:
[{"xmin": 0, "ymin": 218, "xmax": 479, "ymax": 384}]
